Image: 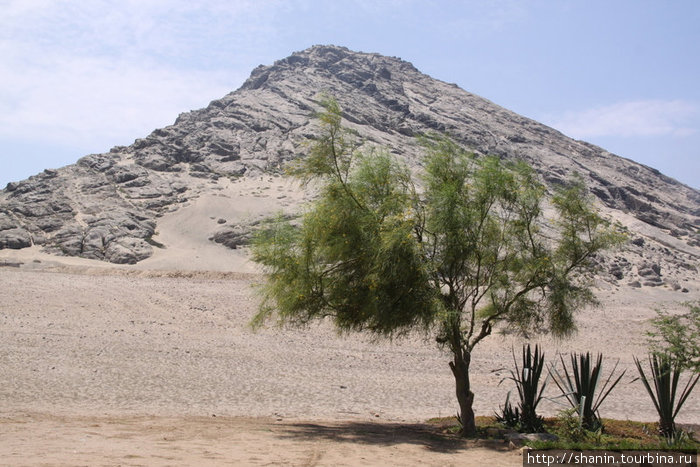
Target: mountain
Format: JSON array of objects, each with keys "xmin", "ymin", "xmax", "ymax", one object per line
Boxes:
[{"xmin": 0, "ymin": 45, "xmax": 698, "ymax": 290}]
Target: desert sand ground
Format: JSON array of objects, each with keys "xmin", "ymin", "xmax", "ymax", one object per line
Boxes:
[
  {"xmin": 1, "ymin": 182, "xmax": 699, "ymax": 466},
  {"xmin": 0, "ymin": 413, "xmax": 523, "ymax": 467}
]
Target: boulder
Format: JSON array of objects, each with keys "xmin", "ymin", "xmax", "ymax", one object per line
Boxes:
[{"xmin": 0, "ymin": 228, "xmax": 32, "ymax": 249}]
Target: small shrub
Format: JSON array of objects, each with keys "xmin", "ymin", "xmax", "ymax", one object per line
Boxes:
[
  {"xmin": 554, "ymin": 407, "xmax": 594, "ymax": 443},
  {"xmin": 647, "ymin": 302, "xmax": 700, "ymax": 373}
]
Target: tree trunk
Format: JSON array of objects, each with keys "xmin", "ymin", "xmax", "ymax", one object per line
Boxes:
[{"xmin": 449, "ymin": 348, "xmax": 476, "ymax": 436}]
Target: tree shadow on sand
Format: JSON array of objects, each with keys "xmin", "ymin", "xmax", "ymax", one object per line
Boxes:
[{"xmin": 273, "ymin": 421, "xmax": 511, "ymax": 454}]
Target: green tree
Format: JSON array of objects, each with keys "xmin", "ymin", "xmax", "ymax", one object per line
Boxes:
[
  {"xmin": 252, "ymin": 98, "xmax": 622, "ymax": 436},
  {"xmin": 648, "ymin": 302, "xmax": 700, "ymax": 373}
]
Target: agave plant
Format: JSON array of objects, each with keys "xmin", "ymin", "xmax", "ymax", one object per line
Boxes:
[
  {"xmin": 495, "ymin": 392, "xmax": 521, "ymax": 429},
  {"xmin": 550, "ymin": 352, "xmax": 625, "ymax": 431},
  {"xmin": 496, "ymin": 344, "xmax": 548, "ymax": 432},
  {"xmin": 634, "ymin": 353, "xmax": 700, "ymax": 439}
]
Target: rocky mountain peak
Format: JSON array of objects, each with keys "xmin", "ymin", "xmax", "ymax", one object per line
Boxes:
[
  {"xmin": 0, "ymin": 45, "xmax": 698, "ymax": 292},
  {"xmin": 240, "ymin": 45, "xmax": 418, "ymax": 92}
]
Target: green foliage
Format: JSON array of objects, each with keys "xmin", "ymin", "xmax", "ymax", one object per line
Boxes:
[
  {"xmin": 634, "ymin": 353, "xmax": 700, "ymax": 440},
  {"xmin": 252, "ymin": 97, "xmax": 623, "ymax": 435},
  {"xmin": 550, "ymin": 352, "xmax": 625, "ymax": 431},
  {"xmin": 554, "ymin": 407, "xmax": 597, "ymax": 443},
  {"xmin": 426, "ymin": 416, "xmax": 699, "ymax": 450},
  {"xmin": 497, "ymin": 344, "xmax": 547, "ymax": 432},
  {"xmin": 528, "ymin": 416, "xmax": 700, "ymax": 451},
  {"xmin": 640, "ymin": 302, "xmax": 700, "ymax": 440},
  {"xmin": 420, "ymin": 137, "xmax": 622, "ymax": 350},
  {"xmin": 648, "ymin": 302, "xmax": 700, "ymax": 373},
  {"xmin": 495, "ymin": 395, "xmax": 521, "ymax": 429},
  {"xmin": 252, "ymin": 98, "xmax": 437, "ymax": 335}
]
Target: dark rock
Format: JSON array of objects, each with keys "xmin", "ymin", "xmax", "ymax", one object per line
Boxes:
[
  {"xmin": 210, "ymin": 225, "xmax": 251, "ymax": 249},
  {"xmin": 610, "ymin": 267, "xmax": 624, "ymax": 280},
  {"xmin": 34, "ymin": 217, "xmax": 65, "ymax": 232},
  {"xmin": 0, "ymin": 212, "xmax": 17, "ymax": 231},
  {"xmin": 77, "ymin": 153, "xmax": 117, "ymax": 171},
  {"xmin": 638, "ymin": 267, "xmax": 657, "ymax": 277},
  {"xmin": 631, "ymin": 237, "xmax": 645, "ymax": 247},
  {"xmin": 104, "ymin": 238, "xmax": 152, "ymax": 264},
  {"xmin": 0, "ymin": 228, "xmax": 32, "ymax": 249},
  {"xmin": 108, "ymin": 166, "xmax": 143, "ymax": 184}
]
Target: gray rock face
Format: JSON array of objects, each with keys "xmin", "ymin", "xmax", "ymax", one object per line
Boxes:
[{"xmin": 0, "ymin": 45, "xmax": 698, "ymax": 278}]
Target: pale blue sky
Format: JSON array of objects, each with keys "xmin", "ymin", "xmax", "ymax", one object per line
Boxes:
[{"xmin": 1, "ymin": 0, "xmax": 699, "ymax": 188}]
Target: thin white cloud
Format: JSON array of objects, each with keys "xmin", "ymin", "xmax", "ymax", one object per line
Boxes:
[
  {"xmin": 548, "ymin": 100, "xmax": 698, "ymax": 139},
  {"xmin": 0, "ymin": 0, "xmax": 280, "ymax": 150},
  {"xmin": 0, "ymin": 54, "xmax": 235, "ymax": 148},
  {"xmin": 0, "ymin": 0, "xmax": 282, "ymax": 66}
]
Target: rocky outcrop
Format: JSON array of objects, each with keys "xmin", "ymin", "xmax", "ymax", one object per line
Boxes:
[{"xmin": 0, "ymin": 45, "xmax": 698, "ymax": 278}]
